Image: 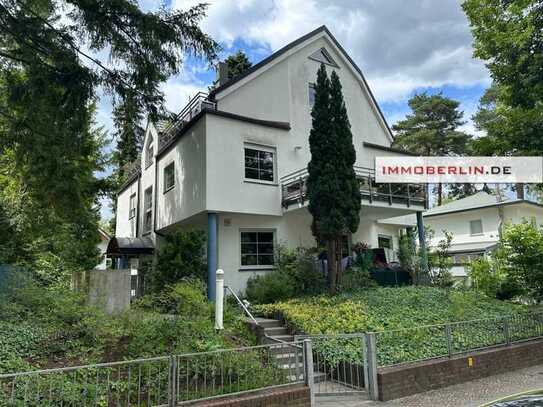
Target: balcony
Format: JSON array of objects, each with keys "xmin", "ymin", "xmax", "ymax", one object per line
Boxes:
[
  {"xmin": 159, "ymin": 92, "xmax": 217, "ymax": 149},
  {"xmin": 281, "ymin": 166, "xmax": 427, "ymax": 210}
]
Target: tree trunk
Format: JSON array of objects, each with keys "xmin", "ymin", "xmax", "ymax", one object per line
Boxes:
[
  {"xmin": 327, "ymin": 239, "xmax": 337, "ymax": 294},
  {"xmin": 437, "ymin": 183, "xmax": 443, "ymax": 206},
  {"xmin": 336, "ymin": 237, "xmax": 343, "ymax": 290},
  {"xmin": 516, "ymin": 183, "xmax": 525, "ymax": 200}
]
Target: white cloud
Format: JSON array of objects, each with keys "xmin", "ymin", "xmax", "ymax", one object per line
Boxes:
[{"xmin": 174, "ymin": 0, "xmax": 490, "ymax": 102}]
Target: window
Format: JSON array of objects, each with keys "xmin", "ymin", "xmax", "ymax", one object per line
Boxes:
[
  {"xmin": 378, "ymin": 235, "xmax": 393, "ymax": 250},
  {"xmin": 308, "ymin": 83, "xmax": 316, "ymax": 107},
  {"xmin": 163, "ymin": 162, "xmax": 175, "ymax": 192},
  {"xmin": 129, "ymin": 193, "xmax": 136, "ymax": 219},
  {"xmin": 143, "ymin": 187, "xmax": 153, "ymax": 233},
  {"xmin": 244, "ymin": 146, "xmax": 275, "ymax": 182},
  {"xmin": 240, "ymin": 231, "xmax": 275, "ymax": 267},
  {"xmin": 145, "ymin": 136, "xmax": 154, "ymax": 168},
  {"xmin": 470, "ymin": 219, "xmax": 483, "ymax": 235}
]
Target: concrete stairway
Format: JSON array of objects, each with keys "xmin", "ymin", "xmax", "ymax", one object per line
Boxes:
[{"xmin": 251, "ymin": 317, "xmax": 326, "ymax": 383}]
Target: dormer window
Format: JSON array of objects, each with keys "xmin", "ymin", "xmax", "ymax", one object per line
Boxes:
[{"xmin": 145, "ymin": 135, "xmax": 154, "ymax": 169}]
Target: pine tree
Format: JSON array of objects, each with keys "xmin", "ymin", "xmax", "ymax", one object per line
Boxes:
[
  {"xmin": 307, "ymin": 65, "xmax": 360, "ymax": 293},
  {"xmin": 225, "ymin": 51, "xmax": 252, "ymax": 80},
  {"xmin": 392, "ymin": 92, "xmax": 471, "ymax": 205}
]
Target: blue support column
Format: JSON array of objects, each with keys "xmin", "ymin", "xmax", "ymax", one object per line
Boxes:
[
  {"xmin": 207, "ymin": 213, "xmax": 218, "ymax": 301},
  {"xmin": 416, "ymin": 211, "xmax": 429, "ymax": 283}
]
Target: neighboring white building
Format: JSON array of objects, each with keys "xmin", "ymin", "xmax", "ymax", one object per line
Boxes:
[
  {"xmin": 381, "ymin": 191, "xmax": 543, "ymax": 279},
  {"xmin": 110, "ymin": 26, "xmax": 428, "ymax": 294},
  {"xmin": 96, "ymin": 228, "xmax": 111, "ymax": 270}
]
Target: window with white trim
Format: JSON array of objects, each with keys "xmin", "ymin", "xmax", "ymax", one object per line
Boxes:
[
  {"xmin": 129, "ymin": 193, "xmax": 136, "ymax": 219},
  {"xmin": 164, "ymin": 162, "xmax": 175, "ymax": 192},
  {"xmin": 143, "ymin": 187, "xmax": 153, "ymax": 233},
  {"xmin": 308, "ymin": 83, "xmax": 316, "ymax": 107},
  {"xmin": 470, "ymin": 219, "xmax": 483, "ymax": 235},
  {"xmin": 145, "ymin": 136, "xmax": 154, "ymax": 169},
  {"xmin": 244, "ymin": 145, "xmax": 275, "ymax": 182},
  {"xmin": 240, "ymin": 231, "xmax": 275, "ymax": 266}
]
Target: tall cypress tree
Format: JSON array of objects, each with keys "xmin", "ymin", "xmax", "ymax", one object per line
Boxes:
[{"xmin": 307, "ymin": 65, "xmax": 360, "ymax": 293}]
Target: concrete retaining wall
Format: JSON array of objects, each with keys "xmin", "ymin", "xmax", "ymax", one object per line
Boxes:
[
  {"xmin": 378, "ymin": 338, "xmax": 543, "ymax": 401},
  {"xmin": 87, "ymin": 269, "xmax": 131, "ymax": 314}
]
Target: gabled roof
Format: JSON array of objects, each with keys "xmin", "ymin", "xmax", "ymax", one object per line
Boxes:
[{"xmin": 209, "ymin": 25, "xmax": 394, "ymax": 142}]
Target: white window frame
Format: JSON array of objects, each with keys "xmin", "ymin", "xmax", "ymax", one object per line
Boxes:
[
  {"xmin": 163, "ymin": 162, "xmax": 175, "ymax": 193},
  {"xmin": 239, "ymin": 229, "xmax": 276, "ymax": 270},
  {"xmin": 243, "ymin": 143, "xmax": 277, "ymax": 185},
  {"xmin": 143, "ymin": 186, "xmax": 153, "ymax": 234},
  {"xmin": 129, "ymin": 193, "xmax": 136, "ymax": 219},
  {"xmin": 145, "ymin": 136, "xmax": 154, "ymax": 169},
  {"xmin": 469, "ymin": 219, "xmax": 483, "ymax": 236},
  {"xmin": 378, "ymin": 234, "xmax": 393, "ymax": 250},
  {"xmin": 308, "ymin": 83, "xmax": 316, "ymax": 108}
]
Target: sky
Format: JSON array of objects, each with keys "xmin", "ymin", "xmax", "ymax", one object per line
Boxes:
[{"xmin": 97, "ymin": 0, "xmax": 492, "ymax": 220}]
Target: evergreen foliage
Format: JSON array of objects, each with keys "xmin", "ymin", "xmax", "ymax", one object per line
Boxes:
[
  {"xmin": 307, "ymin": 64, "xmax": 360, "ymax": 293},
  {"xmin": 392, "ymin": 92, "xmax": 471, "ymax": 205}
]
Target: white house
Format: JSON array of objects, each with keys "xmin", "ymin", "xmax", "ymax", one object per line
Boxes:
[
  {"xmin": 109, "ymin": 26, "xmax": 428, "ymax": 295},
  {"xmin": 96, "ymin": 228, "xmax": 111, "ymax": 270},
  {"xmin": 381, "ymin": 191, "xmax": 543, "ymax": 279}
]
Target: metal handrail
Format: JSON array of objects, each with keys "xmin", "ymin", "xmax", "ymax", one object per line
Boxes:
[{"xmin": 225, "ymin": 285, "xmax": 258, "ymax": 325}]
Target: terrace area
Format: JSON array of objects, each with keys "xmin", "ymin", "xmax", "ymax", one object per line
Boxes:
[{"xmin": 280, "ymin": 166, "xmax": 427, "ymax": 210}]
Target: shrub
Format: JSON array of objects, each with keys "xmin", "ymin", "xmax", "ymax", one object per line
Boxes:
[
  {"xmin": 340, "ymin": 250, "xmax": 376, "ymax": 291},
  {"xmin": 245, "ymin": 272, "xmax": 296, "ymax": 304},
  {"xmin": 428, "ymin": 230, "xmax": 454, "ymax": 288},
  {"xmin": 135, "ymin": 279, "xmax": 211, "ymax": 318},
  {"xmin": 276, "ymin": 246, "xmax": 326, "ymax": 295},
  {"xmin": 148, "ymin": 230, "xmax": 206, "ymax": 292}
]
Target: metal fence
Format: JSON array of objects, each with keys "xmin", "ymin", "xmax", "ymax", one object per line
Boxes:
[
  {"xmin": 0, "ymin": 342, "xmax": 307, "ymax": 406},
  {"xmin": 374, "ymin": 311, "xmax": 543, "ymax": 367},
  {"xmin": 295, "ymin": 334, "xmax": 368, "ymax": 397}
]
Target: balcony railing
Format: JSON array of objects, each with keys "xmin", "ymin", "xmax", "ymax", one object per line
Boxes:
[
  {"xmin": 281, "ymin": 166, "xmax": 427, "ymax": 209},
  {"xmin": 159, "ymin": 92, "xmax": 217, "ymax": 149}
]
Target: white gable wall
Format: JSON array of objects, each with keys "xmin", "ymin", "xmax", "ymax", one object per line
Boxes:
[{"xmin": 215, "ymin": 32, "xmax": 393, "ymax": 178}]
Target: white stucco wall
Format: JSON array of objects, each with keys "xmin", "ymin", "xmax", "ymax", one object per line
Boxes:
[
  {"xmin": 116, "ymin": 180, "xmax": 138, "ymax": 238},
  {"xmin": 503, "ymin": 203, "xmax": 543, "ymax": 226},
  {"xmin": 156, "ymin": 119, "xmax": 206, "ymax": 230},
  {"xmin": 425, "ymin": 207, "xmax": 501, "ymax": 247},
  {"xmin": 215, "ymin": 33, "xmax": 393, "ymax": 178},
  {"xmin": 205, "ymin": 114, "xmax": 285, "ymax": 216},
  {"xmin": 95, "ymin": 239, "xmax": 109, "ymax": 270}
]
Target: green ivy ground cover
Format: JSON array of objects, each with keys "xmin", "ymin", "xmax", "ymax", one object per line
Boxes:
[{"xmin": 256, "ymin": 287, "xmax": 537, "ymax": 366}]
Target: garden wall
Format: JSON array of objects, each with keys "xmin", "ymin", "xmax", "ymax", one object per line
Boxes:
[
  {"xmin": 183, "ymin": 384, "xmax": 310, "ymax": 406},
  {"xmin": 87, "ymin": 269, "xmax": 131, "ymax": 314},
  {"xmin": 378, "ymin": 338, "xmax": 543, "ymax": 401}
]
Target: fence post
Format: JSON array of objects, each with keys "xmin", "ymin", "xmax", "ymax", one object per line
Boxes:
[
  {"xmin": 504, "ymin": 318, "xmax": 511, "ymax": 345},
  {"xmin": 366, "ymin": 333, "xmax": 379, "ymax": 401},
  {"xmin": 445, "ymin": 324, "xmax": 453, "ymax": 358},
  {"xmin": 303, "ymin": 339, "xmax": 315, "ymax": 407},
  {"xmin": 215, "ymin": 269, "xmax": 224, "ymax": 330},
  {"xmin": 169, "ymin": 355, "xmax": 177, "ymax": 407},
  {"xmin": 362, "ymin": 334, "xmax": 369, "ymax": 393}
]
